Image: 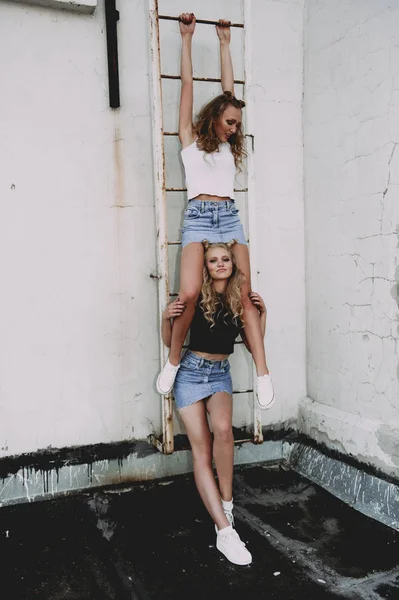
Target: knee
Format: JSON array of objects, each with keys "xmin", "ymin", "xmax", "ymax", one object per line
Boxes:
[
  {"xmin": 192, "ymin": 446, "xmax": 212, "ymax": 467},
  {"xmin": 190, "ymin": 436, "xmax": 212, "ymax": 460},
  {"xmin": 213, "ymin": 423, "xmax": 234, "ymax": 444}
]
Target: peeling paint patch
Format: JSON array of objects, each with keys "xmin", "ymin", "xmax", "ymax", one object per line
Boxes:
[
  {"xmin": 391, "ymin": 266, "xmax": 399, "ymax": 308},
  {"xmin": 290, "ymin": 442, "xmax": 399, "ymax": 531},
  {"xmin": 376, "ymin": 425, "xmax": 399, "ymax": 466},
  {"xmin": 0, "ymin": 439, "xmax": 285, "ymax": 507}
]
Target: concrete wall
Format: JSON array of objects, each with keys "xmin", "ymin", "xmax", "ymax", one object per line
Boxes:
[
  {"xmin": 251, "ymin": 0, "xmax": 305, "ymax": 429},
  {"xmin": 0, "ymin": 0, "xmax": 160, "ymax": 454},
  {"xmin": 301, "ymin": 0, "xmax": 399, "ymax": 477},
  {"xmin": 0, "ymin": 0, "xmax": 306, "ymax": 458}
]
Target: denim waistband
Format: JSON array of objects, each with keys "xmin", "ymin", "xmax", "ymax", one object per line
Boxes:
[
  {"xmin": 184, "ymin": 350, "xmax": 229, "ymax": 369},
  {"xmin": 188, "ymin": 199, "xmax": 235, "ymax": 212}
]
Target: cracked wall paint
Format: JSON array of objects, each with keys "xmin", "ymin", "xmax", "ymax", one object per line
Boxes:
[
  {"xmin": 376, "ymin": 425, "xmax": 399, "ymax": 467},
  {"xmin": 303, "ymin": 0, "xmax": 399, "ymax": 476},
  {"xmin": 391, "ymin": 265, "xmax": 399, "ymax": 308}
]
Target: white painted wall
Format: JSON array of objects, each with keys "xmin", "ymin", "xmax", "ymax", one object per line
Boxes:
[
  {"xmin": 301, "ymin": 0, "xmax": 399, "ymax": 477},
  {"xmin": 9, "ymin": 0, "xmax": 96, "ymax": 13},
  {"xmin": 0, "ymin": 0, "xmax": 160, "ymax": 454},
  {"xmin": 251, "ymin": 0, "xmax": 306, "ymax": 428},
  {"xmin": 0, "ymin": 0, "xmax": 306, "ymax": 457}
]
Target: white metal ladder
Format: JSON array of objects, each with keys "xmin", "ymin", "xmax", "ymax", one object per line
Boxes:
[{"xmin": 149, "ymin": 0, "xmax": 263, "ymax": 454}]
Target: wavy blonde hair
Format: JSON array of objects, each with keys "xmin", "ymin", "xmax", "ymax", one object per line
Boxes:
[
  {"xmin": 200, "ymin": 241, "xmax": 244, "ymax": 328},
  {"xmin": 194, "ymin": 92, "xmax": 247, "ymax": 169}
]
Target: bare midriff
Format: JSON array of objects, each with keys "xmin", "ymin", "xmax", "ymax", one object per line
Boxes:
[
  {"xmin": 191, "ymin": 350, "xmax": 229, "ymax": 361},
  {"xmin": 193, "ymin": 194, "xmax": 230, "ymax": 202}
]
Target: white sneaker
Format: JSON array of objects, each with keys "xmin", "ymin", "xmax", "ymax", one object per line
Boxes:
[
  {"xmin": 256, "ymin": 374, "xmax": 275, "ymax": 410},
  {"xmin": 216, "ymin": 526, "xmax": 252, "ymax": 566},
  {"xmin": 156, "ymin": 360, "xmax": 180, "ymax": 395}
]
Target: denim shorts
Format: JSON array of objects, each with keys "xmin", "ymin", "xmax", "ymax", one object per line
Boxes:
[
  {"xmin": 173, "ymin": 350, "xmax": 233, "ymax": 410},
  {"xmin": 181, "ymin": 199, "xmax": 247, "ymax": 248}
]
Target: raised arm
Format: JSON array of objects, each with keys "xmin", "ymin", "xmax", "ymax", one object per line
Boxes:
[
  {"xmin": 178, "ymin": 13, "xmax": 196, "ymax": 148},
  {"xmin": 216, "ymin": 19, "xmax": 234, "ymax": 95}
]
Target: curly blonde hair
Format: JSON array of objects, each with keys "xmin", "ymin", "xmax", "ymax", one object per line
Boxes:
[
  {"xmin": 194, "ymin": 92, "xmax": 246, "ymax": 169},
  {"xmin": 200, "ymin": 241, "xmax": 244, "ymax": 328}
]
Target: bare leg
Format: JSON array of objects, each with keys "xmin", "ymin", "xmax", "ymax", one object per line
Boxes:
[
  {"xmin": 168, "ymin": 242, "xmax": 204, "ymax": 366},
  {"xmin": 205, "ymin": 392, "xmax": 234, "ymax": 502},
  {"xmin": 179, "ymin": 400, "xmax": 230, "ymax": 530},
  {"xmin": 232, "ymin": 243, "xmax": 268, "ymax": 376}
]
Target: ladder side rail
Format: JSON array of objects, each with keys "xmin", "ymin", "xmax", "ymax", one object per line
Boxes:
[
  {"xmin": 149, "ymin": 0, "xmax": 174, "ymax": 454},
  {"xmin": 244, "ymin": 0, "xmax": 263, "ymax": 444}
]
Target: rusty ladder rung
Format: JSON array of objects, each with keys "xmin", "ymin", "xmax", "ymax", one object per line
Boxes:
[
  {"xmin": 161, "ymin": 74, "xmax": 245, "ymax": 85},
  {"xmin": 158, "ymin": 15, "xmax": 244, "ymax": 28},
  {"xmin": 165, "ymin": 188, "xmax": 248, "ymax": 193}
]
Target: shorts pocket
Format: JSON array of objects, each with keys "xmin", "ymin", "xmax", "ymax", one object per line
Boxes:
[
  {"xmin": 221, "ymin": 362, "xmax": 231, "ymax": 374},
  {"xmin": 184, "ymin": 207, "xmax": 200, "ymax": 220},
  {"xmin": 181, "ymin": 354, "xmax": 199, "ymax": 370},
  {"xmin": 229, "ymin": 205, "xmax": 239, "ymax": 216}
]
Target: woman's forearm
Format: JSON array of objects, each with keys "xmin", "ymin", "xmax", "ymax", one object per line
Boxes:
[
  {"xmin": 220, "ymin": 42, "xmax": 234, "ymax": 93},
  {"xmin": 179, "ymin": 34, "xmax": 194, "ymax": 140},
  {"xmin": 181, "ymin": 35, "xmax": 193, "ymax": 84}
]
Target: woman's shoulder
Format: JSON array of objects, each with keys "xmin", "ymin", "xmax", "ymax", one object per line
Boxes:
[
  {"xmin": 221, "ymin": 143, "xmax": 234, "ymax": 160},
  {"xmin": 181, "ymin": 137, "xmax": 199, "ymax": 154},
  {"xmin": 181, "ymin": 139, "xmax": 232, "ymax": 156}
]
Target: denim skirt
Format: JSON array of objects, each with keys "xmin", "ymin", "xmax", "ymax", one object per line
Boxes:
[
  {"xmin": 173, "ymin": 350, "xmax": 233, "ymax": 410},
  {"xmin": 181, "ymin": 199, "xmax": 247, "ymax": 247}
]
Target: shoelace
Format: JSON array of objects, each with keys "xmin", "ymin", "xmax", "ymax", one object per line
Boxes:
[
  {"xmin": 232, "ymin": 530, "xmax": 246, "ymax": 547},
  {"xmin": 221, "ymin": 529, "xmax": 246, "ymax": 548},
  {"xmin": 225, "ymin": 509, "xmax": 234, "ymax": 526}
]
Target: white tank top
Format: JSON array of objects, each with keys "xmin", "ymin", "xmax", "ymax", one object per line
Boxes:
[{"xmin": 181, "ymin": 140, "xmax": 236, "ymax": 200}]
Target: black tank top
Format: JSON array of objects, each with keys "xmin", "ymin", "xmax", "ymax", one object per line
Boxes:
[{"xmin": 188, "ymin": 296, "xmax": 243, "ymax": 355}]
